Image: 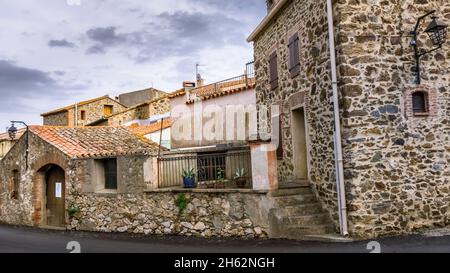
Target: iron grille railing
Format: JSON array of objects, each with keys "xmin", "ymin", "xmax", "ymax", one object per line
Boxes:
[
  {"xmin": 157, "ymin": 150, "xmax": 252, "ymax": 188},
  {"xmin": 188, "ymin": 61, "xmax": 255, "ymax": 100}
]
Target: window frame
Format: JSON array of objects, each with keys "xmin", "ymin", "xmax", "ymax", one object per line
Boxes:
[
  {"xmin": 412, "ymin": 91, "xmax": 429, "ymax": 116},
  {"xmin": 80, "ymin": 110, "xmax": 86, "ymax": 121},
  {"xmin": 103, "ymin": 158, "xmax": 118, "ymax": 190},
  {"xmin": 12, "ymin": 170, "xmax": 19, "ymax": 199},
  {"xmin": 103, "ymin": 105, "xmax": 114, "ymax": 117}
]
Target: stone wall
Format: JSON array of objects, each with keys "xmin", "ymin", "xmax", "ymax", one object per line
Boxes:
[
  {"xmin": 66, "ymin": 191, "xmax": 269, "ymax": 238},
  {"xmin": 336, "ymin": 0, "xmax": 450, "ymax": 238},
  {"xmin": 43, "ymin": 111, "xmax": 68, "ymax": 126},
  {"xmin": 105, "ymin": 96, "xmax": 170, "ymax": 126},
  {"xmin": 43, "ymin": 97, "xmax": 128, "ymax": 127},
  {"xmin": 253, "ymin": 0, "xmax": 340, "ymax": 225},
  {"xmin": 75, "ymin": 97, "xmax": 128, "ymax": 126}
]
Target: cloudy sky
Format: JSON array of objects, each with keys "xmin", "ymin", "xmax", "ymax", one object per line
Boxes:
[{"xmin": 0, "ymin": 0, "xmax": 265, "ymax": 131}]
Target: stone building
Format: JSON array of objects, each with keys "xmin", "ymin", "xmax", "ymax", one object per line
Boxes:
[
  {"xmin": 248, "ymin": 0, "xmax": 449, "ymax": 238},
  {"xmin": 41, "ymin": 95, "xmax": 128, "ymax": 127},
  {"xmin": 0, "ymin": 126, "xmax": 158, "ymax": 227},
  {"xmin": 0, "ymin": 126, "xmax": 268, "ymax": 237},
  {"xmin": 87, "ymin": 95, "xmax": 170, "ymax": 127}
]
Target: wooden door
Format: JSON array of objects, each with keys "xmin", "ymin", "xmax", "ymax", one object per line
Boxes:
[{"xmin": 46, "ymin": 166, "xmax": 65, "ymax": 227}]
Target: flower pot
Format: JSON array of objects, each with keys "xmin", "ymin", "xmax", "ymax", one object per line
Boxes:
[
  {"xmin": 183, "ymin": 177, "xmax": 196, "ymax": 188},
  {"xmin": 235, "ymin": 177, "xmax": 247, "ymax": 188},
  {"xmin": 215, "ymin": 180, "xmax": 226, "ymax": 189}
]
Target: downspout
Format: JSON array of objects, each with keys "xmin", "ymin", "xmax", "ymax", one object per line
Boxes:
[
  {"xmin": 326, "ymin": 0, "xmax": 349, "ymax": 237},
  {"xmin": 74, "ymin": 102, "xmax": 78, "ymax": 127}
]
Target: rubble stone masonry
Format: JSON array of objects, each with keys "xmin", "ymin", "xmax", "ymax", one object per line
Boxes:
[
  {"xmin": 336, "ymin": 0, "xmax": 450, "ymax": 238},
  {"xmin": 253, "ymin": 0, "xmax": 449, "ymax": 238}
]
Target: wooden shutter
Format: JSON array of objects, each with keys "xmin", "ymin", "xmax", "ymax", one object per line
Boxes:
[
  {"xmin": 288, "ymin": 33, "xmax": 300, "ymax": 77},
  {"xmin": 104, "ymin": 159, "xmax": 118, "ymax": 189},
  {"xmin": 104, "ymin": 105, "xmax": 113, "ymax": 116},
  {"xmin": 269, "ymin": 51, "xmax": 279, "ymax": 90}
]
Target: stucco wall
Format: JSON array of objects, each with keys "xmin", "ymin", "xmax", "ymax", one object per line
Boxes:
[{"xmin": 170, "ymin": 89, "xmax": 257, "ymax": 149}]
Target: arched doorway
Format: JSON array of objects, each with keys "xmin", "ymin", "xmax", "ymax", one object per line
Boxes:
[{"xmin": 43, "ymin": 165, "xmax": 66, "ymax": 227}]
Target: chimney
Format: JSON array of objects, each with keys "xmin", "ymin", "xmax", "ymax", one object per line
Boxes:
[
  {"xmin": 196, "ymin": 73, "xmax": 204, "ymax": 87},
  {"xmin": 183, "ymin": 81, "xmax": 196, "ymax": 91}
]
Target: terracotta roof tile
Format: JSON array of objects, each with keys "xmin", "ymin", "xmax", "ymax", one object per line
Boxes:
[
  {"xmin": 29, "ymin": 126, "xmax": 159, "ymax": 158},
  {"xmin": 186, "ymin": 77, "xmax": 255, "ymax": 104},
  {"xmin": 128, "ymin": 119, "xmax": 172, "ymax": 136}
]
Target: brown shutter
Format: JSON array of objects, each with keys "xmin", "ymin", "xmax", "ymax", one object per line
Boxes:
[
  {"xmin": 269, "ymin": 51, "xmax": 278, "ymax": 90},
  {"xmin": 288, "ymin": 33, "xmax": 300, "ymax": 77}
]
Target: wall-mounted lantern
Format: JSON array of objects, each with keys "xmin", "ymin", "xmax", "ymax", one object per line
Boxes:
[
  {"xmin": 8, "ymin": 121, "xmax": 29, "ymax": 170},
  {"xmin": 410, "ymin": 11, "xmax": 447, "ymax": 85}
]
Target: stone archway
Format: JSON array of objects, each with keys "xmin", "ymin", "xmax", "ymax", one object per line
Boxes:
[{"xmin": 31, "ymin": 153, "xmax": 68, "ymax": 226}]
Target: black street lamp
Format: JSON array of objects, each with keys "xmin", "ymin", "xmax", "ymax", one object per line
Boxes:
[
  {"xmin": 8, "ymin": 121, "xmax": 29, "ymax": 170},
  {"xmin": 411, "ymin": 10, "xmax": 448, "ymax": 84}
]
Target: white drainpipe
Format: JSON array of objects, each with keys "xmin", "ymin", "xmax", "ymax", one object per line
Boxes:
[{"xmin": 326, "ymin": 0, "xmax": 349, "ymax": 237}]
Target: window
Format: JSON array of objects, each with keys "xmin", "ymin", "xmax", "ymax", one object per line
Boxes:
[
  {"xmin": 412, "ymin": 91, "xmax": 429, "ymax": 115},
  {"xmin": 12, "ymin": 170, "xmax": 19, "ymax": 199},
  {"xmin": 269, "ymin": 51, "xmax": 279, "ymax": 90},
  {"xmin": 288, "ymin": 33, "xmax": 300, "ymax": 78},
  {"xmin": 103, "ymin": 159, "xmax": 117, "ymax": 190},
  {"xmin": 80, "ymin": 110, "xmax": 86, "ymax": 121},
  {"xmin": 197, "ymin": 153, "xmax": 226, "ymax": 182},
  {"xmin": 104, "ymin": 105, "xmax": 113, "ymax": 116}
]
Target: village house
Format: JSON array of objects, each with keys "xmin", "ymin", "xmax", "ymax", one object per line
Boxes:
[
  {"xmin": 0, "ymin": 126, "xmax": 158, "ymax": 228},
  {"xmin": 86, "ymin": 95, "xmax": 170, "ymax": 127},
  {"xmin": 0, "ymin": 126, "xmax": 270, "ymax": 237},
  {"xmin": 247, "ymin": 0, "xmax": 449, "ymax": 239},
  {"xmin": 41, "ymin": 95, "xmax": 128, "ymax": 127},
  {"xmin": 160, "ymin": 62, "xmax": 256, "ymax": 188}
]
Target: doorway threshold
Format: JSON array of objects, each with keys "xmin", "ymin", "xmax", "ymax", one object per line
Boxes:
[{"xmin": 40, "ymin": 225, "xmax": 66, "ymax": 231}]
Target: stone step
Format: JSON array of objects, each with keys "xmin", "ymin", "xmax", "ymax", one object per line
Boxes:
[
  {"xmin": 285, "ymin": 213, "xmax": 330, "ymax": 226},
  {"xmin": 272, "ymin": 194, "xmax": 317, "ymax": 206},
  {"xmin": 269, "ymin": 187, "xmax": 312, "ymax": 197},
  {"xmin": 284, "ymin": 224, "xmax": 335, "ymax": 238},
  {"xmin": 273, "ymin": 203, "xmax": 323, "ymax": 216}
]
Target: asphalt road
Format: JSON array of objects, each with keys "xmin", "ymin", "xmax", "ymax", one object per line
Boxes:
[{"xmin": 1, "ymin": 224, "xmax": 450, "ymax": 253}]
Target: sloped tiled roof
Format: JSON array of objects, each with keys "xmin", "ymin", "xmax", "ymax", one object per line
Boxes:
[
  {"xmin": 168, "ymin": 78, "xmax": 256, "ymax": 104},
  {"xmin": 29, "ymin": 126, "xmax": 159, "ymax": 158},
  {"xmin": 186, "ymin": 77, "xmax": 255, "ymax": 104},
  {"xmin": 128, "ymin": 119, "xmax": 172, "ymax": 136}
]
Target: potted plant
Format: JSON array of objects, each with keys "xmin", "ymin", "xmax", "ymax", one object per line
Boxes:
[
  {"xmin": 182, "ymin": 167, "xmax": 197, "ymax": 188},
  {"xmin": 234, "ymin": 168, "xmax": 248, "ymax": 188},
  {"xmin": 215, "ymin": 168, "xmax": 226, "ymax": 189}
]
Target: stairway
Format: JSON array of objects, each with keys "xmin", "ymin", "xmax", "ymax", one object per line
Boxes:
[{"xmin": 268, "ymin": 186, "xmax": 336, "ymax": 240}]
